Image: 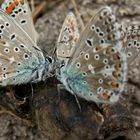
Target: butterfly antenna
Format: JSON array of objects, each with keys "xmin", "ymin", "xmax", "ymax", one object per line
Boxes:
[
  {"xmin": 33, "ymin": 46, "xmax": 50, "ymax": 56},
  {"xmin": 73, "ymin": 93, "xmax": 82, "ymax": 111},
  {"xmin": 71, "ymin": 0, "xmax": 85, "ymax": 31},
  {"xmin": 52, "ymin": 44, "xmax": 57, "ymax": 57}
]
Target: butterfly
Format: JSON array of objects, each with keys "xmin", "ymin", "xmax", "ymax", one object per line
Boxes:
[
  {"xmin": 121, "ymin": 25, "xmax": 140, "ymax": 64},
  {"xmin": 0, "ymin": 0, "xmax": 55, "ymax": 86},
  {"xmin": 56, "ymin": 7, "xmax": 128, "ymax": 104},
  {"xmin": 1, "ymin": 0, "xmax": 38, "ymax": 43}
]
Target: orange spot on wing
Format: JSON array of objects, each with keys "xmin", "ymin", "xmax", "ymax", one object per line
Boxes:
[
  {"xmin": 95, "ymin": 45, "xmax": 102, "ymax": 51},
  {"xmin": 111, "ymin": 81, "xmax": 119, "ymax": 88},
  {"xmin": 68, "ymin": 17, "xmax": 75, "ymax": 32},
  {"xmin": 112, "ymin": 71, "xmax": 121, "ymax": 79},
  {"xmin": 69, "ymin": 35, "xmax": 78, "ymax": 42},
  {"xmin": 114, "ymin": 63, "xmax": 121, "ymax": 70},
  {"xmin": 113, "ymin": 54, "xmax": 120, "ymax": 61},
  {"xmin": 5, "ymin": 0, "xmax": 24, "ymax": 14},
  {"xmin": 6, "ymin": 3, "xmax": 15, "ymax": 14},
  {"xmin": 101, "ymin": 91, "xmax": 110, "ymax": 100},
  {"xmin": 69, "ymin": 35, "xmax": 74, "ymax": 41},
  {"xmin": 106, "ymin": 48, "xmax": 115, "ymax": 55}
]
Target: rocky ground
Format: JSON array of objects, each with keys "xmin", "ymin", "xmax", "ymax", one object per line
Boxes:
[{"xmin": 0, "ymin": 0, "xmax": 140, "ymax": 140}]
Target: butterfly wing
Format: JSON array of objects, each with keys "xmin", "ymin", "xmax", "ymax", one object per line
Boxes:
[
  {"xmin": 68, "ymin": 7, "xmax": 122, "ymax": 65},
  {"xmin": 65, "ymin": 44, "xmax": 127, "ymax": 103},
  {"xmin": 57, "ymin": 12, "xmax": 79, "ymax": 66},
  {"xmin": 0, "ymin": 9, "xmax": 46, "ymax": 86},
  {"xmin": 60, "ymin": 7, "xmax": 127, "ymax": 104},
  {"xmin": 122, "ymin": 25, "xmax": 140, "ymax": 64},
  {"xmin": 1, "ymin": 0, "xmax": 38, "ymax": 43}
]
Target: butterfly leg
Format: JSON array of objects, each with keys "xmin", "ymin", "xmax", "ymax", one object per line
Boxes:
[
  {"xmin": 73, "ymin": 93, "xmax": 81, "ymax": 111},
  {"xmin": 57, "ymin": 84, "xmax": 81, "ymax": 110},
  {"xmin": 32, "ymin": 68, "xmax": 44, "ymax": 83},
  {"xmin": 52, "ymin": 45, "xmax": 57, "ymax": 57}
]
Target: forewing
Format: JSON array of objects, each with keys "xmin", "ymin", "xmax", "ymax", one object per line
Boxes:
[
  {"xmin": 68, "ymin": 6, "xmax": 122, "ymax": 65},
  {"xmin": 0, "ymin": 9, "xmax": 44, "ymax": 86},
  {"xmin": 57, "ymin": 12, "xmax": 79, "ymax": 65},
  {"xmin": 65, "ymin": 7, "xmax": 127, "ymax": 103},
  {"xmin": 122, "ymin": 25, "xmax": 140, "ymax": 64},
  {"xmin": 1, "ymin": 0, "xmax": 38, "ymax": 43}
]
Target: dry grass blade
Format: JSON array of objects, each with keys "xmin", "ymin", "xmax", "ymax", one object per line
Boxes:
[
  {"xmin": 71, "ymin": 0, "xmax": 85, "ymax": 31},
  {"xmin": 32, "ymin": 1, "xmax": 47, "ymax": 22}
]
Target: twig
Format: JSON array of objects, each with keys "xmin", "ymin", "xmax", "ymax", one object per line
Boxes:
[
  {"xmin": 32, "ymin": 1, "xmax": 47, "ymax": 22},
  {"xmin": 0, "ymin": 106, "xmax": 32, "ymax": 125},
  {"xmin": 31, "ymin": 0, "xmax": 35, "ymax": 12},
  {"xmin": 71, "ymin": 0, "xmax": 85, "ymax": 31}
]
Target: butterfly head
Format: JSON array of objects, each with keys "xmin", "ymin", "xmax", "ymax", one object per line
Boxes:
[
  {"xmin": 43, "ymin": 55, "xmax": 63, "ymax": 78},
  {"xmin": 40, "ymin": 55, "xmax": 54, "ymax": 79}
]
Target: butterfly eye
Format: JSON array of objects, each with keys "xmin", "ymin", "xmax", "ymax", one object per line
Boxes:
[{"xmin": 46, "ymin": 56, "xmax": 53, "ymax": 63}]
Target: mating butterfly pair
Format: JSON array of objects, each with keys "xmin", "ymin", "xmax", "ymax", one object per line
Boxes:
[{"xmin": 0, "ymin": 0, "xmax": 139, "ymax": 104}]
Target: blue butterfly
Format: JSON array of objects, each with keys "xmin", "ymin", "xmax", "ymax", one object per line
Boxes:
[
  {"xmin": 56, "ymin": 7, "xmax": 128, "ymax": 104},
  {"xmin": 0, "ymin": 0, "xmax": 55, "ymax": 86}
]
